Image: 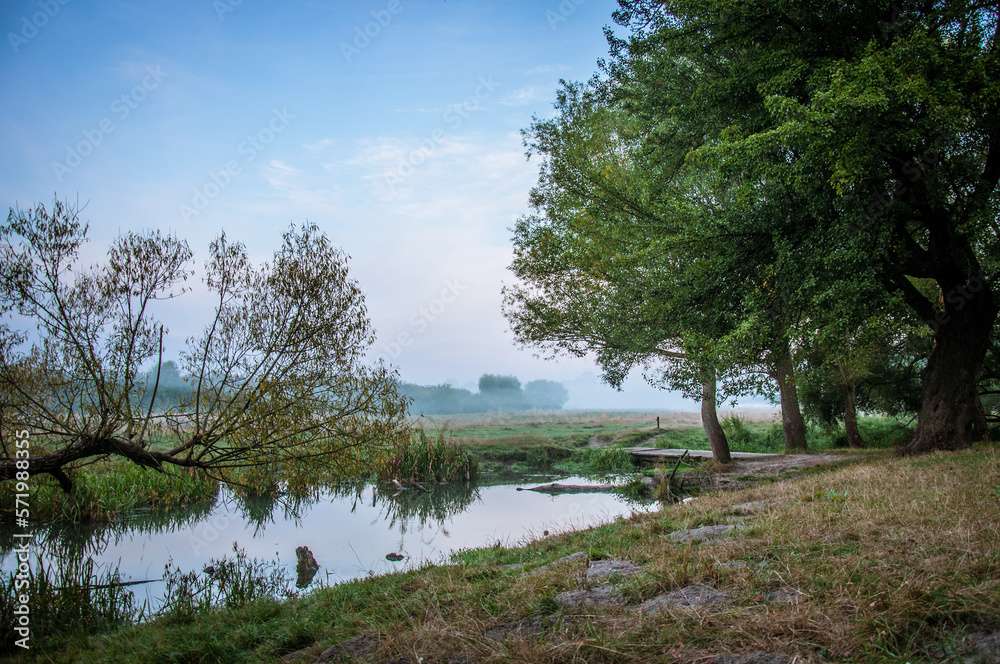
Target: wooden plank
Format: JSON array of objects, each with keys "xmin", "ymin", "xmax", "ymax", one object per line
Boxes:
[
  {"xmin": 627, "ymin": 447, "xmax": 778, "ymax": 461},
  {"xmin": 516, "ymin": 483, "xmax": 616, "ymax": 494}
]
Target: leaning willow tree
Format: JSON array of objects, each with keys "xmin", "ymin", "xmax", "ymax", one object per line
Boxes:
[{"xmin": 0, "ymin": 200, "xmax": 410, "ymax": 492}]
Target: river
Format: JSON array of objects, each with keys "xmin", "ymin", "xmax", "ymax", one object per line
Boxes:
[{"xmin": 1, "ymin": 474, "xmax": 653, "ymax": 612}]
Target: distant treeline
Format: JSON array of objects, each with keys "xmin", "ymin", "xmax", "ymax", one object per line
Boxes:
[
  {"xmin": 140, "ymin": 361, "xmax": 193, "ymax": 407},
  {"xmin": 399, "ymin": 374, "xmax": 568, "ymax": 414},
  {"xmin": 139, "ymin": 365, "xmax": 570, "ymax": 416}
]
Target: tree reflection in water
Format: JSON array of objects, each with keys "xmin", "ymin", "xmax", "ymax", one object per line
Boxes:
[
  {"xmin": 0, "ymin": 498, "xmax": 217, "ymax": 563},
  {"xmin": 1, "ymin": 480, "xmax": 484, "ymax": 571}
]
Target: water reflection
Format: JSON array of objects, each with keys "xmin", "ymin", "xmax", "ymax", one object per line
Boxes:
[
  {"xmin": 1, "ymin": 476, "xmax": 649, "ymax": 611},
  {"xmin": 0, "ymin": 498, "xmax": 217, "ymax": 563}
]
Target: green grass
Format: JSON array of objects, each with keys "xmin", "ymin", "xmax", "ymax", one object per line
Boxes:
[
  {"xmin": 377, "ymin": 428, "xmax": 478, "ymax": 484},
  {"xmin": 419, "ymin": 410, "xmax": 680, "ymax": 447},
  {"xmin": 12, "ymin": 443, "xmax": 999, "ymax": 663},
  {"xmin": 0, "ymin": 458, "xmax": 219, "ymax": 522},
  {"xmin": 1, "ymin": 554, "xmax": 147, "ymax": 653}
]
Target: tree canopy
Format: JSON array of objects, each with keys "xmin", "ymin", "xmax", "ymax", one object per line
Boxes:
[
  {"xmin": 506, "ymin": 0, "xmax": 999, "ymax": 453},
  {"xmin": 0, "ymin": 200, "xmax": 409, "ymax": 492}
]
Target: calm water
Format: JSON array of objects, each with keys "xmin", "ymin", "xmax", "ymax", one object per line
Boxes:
[{"xmin": 1, "ymin": 475, "xmax": 653, "ymax": 610}]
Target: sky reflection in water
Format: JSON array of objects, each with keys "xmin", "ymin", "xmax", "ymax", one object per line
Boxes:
[{"xmin": 2, "ymin": 476, "xmax": 653, "ymax": 611}]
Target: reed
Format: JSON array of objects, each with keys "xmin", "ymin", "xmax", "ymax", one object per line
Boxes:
[
  {"xmin": 0, "ymin": 459, "xmax": 219, "ymax": 522},
  {"xmin": 378, "ymin": 428, "xmax": 478, "ymax": 484},
  {"xmin": 0, "ymin": 555, "xmax": 146, "ymax": 654},
  {"xmin": 157, "ymin": 543, "xmax": 294, "ymax": 622}
]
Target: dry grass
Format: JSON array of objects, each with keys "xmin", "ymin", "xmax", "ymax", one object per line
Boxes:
[
  {"xmin": 350, "ymin": 445, "xmax": 1000, "ymax": 663},
  {"xmin": 24, "ymin": 444, "xmax": 1000, "ymax": 663}
]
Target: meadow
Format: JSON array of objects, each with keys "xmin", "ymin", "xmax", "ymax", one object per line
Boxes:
[
  {"xmin": 5, "ymin": 432, "xmax": 997, "ymax": 662},
  {"xmin": 3, "ymin": 409, "xmax": 957, "ymax": 663}
]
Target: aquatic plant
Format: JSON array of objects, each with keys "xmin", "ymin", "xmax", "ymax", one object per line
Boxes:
[
  {"xmin": 158, "ymin": 543, "xmax": 294, "ymax": 622},
  {"xmin": 378, "ymin": 428, "xmax": 477, "ymax": 484},
  {"xmin": 0, "ymin": 554, "xmax": 146, "ymax": 654}
]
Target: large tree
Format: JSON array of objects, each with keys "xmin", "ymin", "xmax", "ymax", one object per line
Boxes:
[
  {"xmin": 605, "ymin": 0, "xmax": 1000, "ymax": 452},
  {"xmin": 0, "ymin": 200, "xmax": 409, "ymax": 492},
  {"xmin": 504, "ymin": 86, "xmax": 748, "ymax": 461},
  {"xmin": 504, "ymin": 70, "xmax": 823, "ymax": 455}
]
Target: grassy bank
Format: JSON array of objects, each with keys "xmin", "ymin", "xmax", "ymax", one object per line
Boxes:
[
  {"xmin": 11, "ymin": 443, "xmax": 999, "ymax": 663},
  {"xmin": 434, "ymin": 411, "xmax": 916, "ymax": 480},
  {"xmin": 0, "ymin": 457, "xmax": 220, "ymax": 522},
  {"xmin": 1, "ymin": 411, "xmax": 912, "ymax": 523}
]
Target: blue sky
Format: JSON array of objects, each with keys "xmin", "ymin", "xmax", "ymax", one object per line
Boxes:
[{"xmin": 0, "ymin": 0, "xmax": 717, "ymax": 410}]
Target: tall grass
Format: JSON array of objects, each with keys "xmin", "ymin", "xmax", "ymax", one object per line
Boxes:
[
  {"xmin": 157, "ymin": 544, "xmax": 294, "ymax": 623},
  {"xmin": 1, "ymin": 555, "xmax": 146, "ymax": 654},
  {"xmin": 718, "ymin": 414, "xmax": 916, "ymax": 452},
  {"xmin": 378, "ymin": 428, "xmax": 478, "ymax": 483},
  {"xmin": 0, "ymin": 545, "xmax": 298, "ymax": 653},
  {"xmin": 572, "ymin": 446, "xmax": 636, "ymax": 473},
  {"xmin": 0, "ymin": 460, "xmax": 219, "ymax": 522}
]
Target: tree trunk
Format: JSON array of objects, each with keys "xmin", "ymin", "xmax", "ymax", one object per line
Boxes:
[
  {"xmin": 837, "ymin": 359, "xmax": 865, "ymax": 448},
  {"xmin": 772, "ymin": 343, "xmax": 807, "ymax": 452},
  {"xmin": 701, "ymin": 376, "xmax": 732, "ymax": 464},
  {"xmin": 973, "ymin": 395, "xmax": 991, "ymax": 442},
  {"xmin": 907, "ymin": 282, "xmax": 997, "ymax": 452},
  {"xmin": 843, "ymin": 381, "xmax": 865, "ymax": 448}
]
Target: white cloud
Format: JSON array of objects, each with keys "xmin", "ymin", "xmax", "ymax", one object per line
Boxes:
[
  {"xmin": 499, "ymin": 87, "xmax": 545, "ymax": 106},
  {"xmin": 526, "ymin": 64, "xmax": 571, "ymax": 75},
  {"xmin": 303, "ymin": 138, "xmax": 336, "ymax": 152}
]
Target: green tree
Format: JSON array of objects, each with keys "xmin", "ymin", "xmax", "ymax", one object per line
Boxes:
[
  {"xmin": 0, "ymin": 200, "xmax": 409, "ymax": 492},
  {"xmin": 477, "ymin": 374, "xmax": 522, "ymax": 393},
  {"xmin": 503, "ymin": 85, "xmax": 748, "ymax": 461},
  {"xmin": 605, "ymin": 0, "xmax": 999, "ymax": 452},
  {"xmin": 477, "ymin": 374, "xmax": 528, "ymax": 411},
  {"xmin": 523, "ymin": 379, "xmax": 569, "ymax": 410}
]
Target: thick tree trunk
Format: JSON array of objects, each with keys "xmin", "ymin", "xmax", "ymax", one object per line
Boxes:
[
  {"xmin": 701, "ymin": 376, "xmax": 732, "ymax": 464},
  {"xmin": 843, "ymin": 381, "xmax": 865, "ymax": 448},
  {"xmin": 973, "ymin": 395, "xmax": 991, "ymax": 442},
  {"xmin": 772, "ymin": 343, "xmax": 808, "ymax": 452},
  {"xmin": 0, "ymin": 434, "xmax": 169, "ymax": 493},
  {"xmin": 837, "ymin": 360, "xmax": 865, "ymax": 448},
  {"xmin": 907, "ymin": 283, "xmax": 997, "ymax": 452}
]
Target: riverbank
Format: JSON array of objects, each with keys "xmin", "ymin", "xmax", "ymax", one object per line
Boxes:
[{"xmin": 12, "ymin": 442, "xmax": 999, "ymax": 663}]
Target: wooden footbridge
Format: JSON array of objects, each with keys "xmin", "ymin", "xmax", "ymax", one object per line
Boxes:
[{"xmin": 626, "ymin": 447, "xmax": 778, "ymax": 462}]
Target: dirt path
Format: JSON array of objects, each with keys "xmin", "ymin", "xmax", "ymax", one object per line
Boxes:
[{"xmin": 681, "ymin": 453, "xmax": 849, "ymax": 491}]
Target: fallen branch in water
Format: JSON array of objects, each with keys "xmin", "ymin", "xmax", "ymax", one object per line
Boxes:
[{"xmin": 516, "ymin": 482, "xmax": 615, "ymax": 494}]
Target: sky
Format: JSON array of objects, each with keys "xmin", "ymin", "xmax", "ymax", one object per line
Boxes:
[{"xmin": 0, "ymin": 0, "xmax": 724, "ymax": 411}]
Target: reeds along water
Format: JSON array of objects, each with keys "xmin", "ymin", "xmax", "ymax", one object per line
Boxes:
[
  {"xmin": 1, "ymin": 553, "xmax": 147, "ymax": 653},
  {"xmin": 378, "ymin": 428, "xmax": 478, "ymax": 484}
]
